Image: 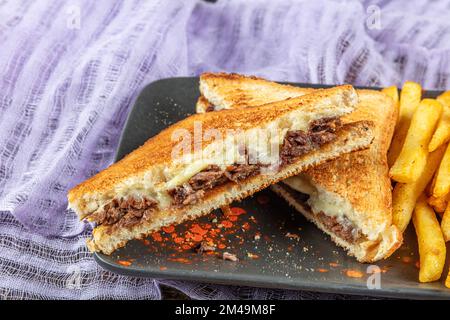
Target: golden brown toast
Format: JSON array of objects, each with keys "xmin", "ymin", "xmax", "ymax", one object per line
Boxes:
[
  {"xmin": 68, "ymin": 85, "xmax": 375, "ymax": 254},
  {"xmin": 197, "ymin": 72, "xmax": 314, "ymax": 113},
  {"xmin": 271, "ymin": 183, "xmax": 402, "ymax": 262},
  {"xmin": 70, "ymin": 85, "xmax": 355, "ymax": 205},
  {"xmin": 197, "ymin": 73, "xmax": 402, "ymax": 262},
  {"xmin": 88, "ymin": 120, "xmax": 373, "ymax": 254},
  {"xmin": 282, "ymin": 90, "xmax": 402, "ymax": 262}
]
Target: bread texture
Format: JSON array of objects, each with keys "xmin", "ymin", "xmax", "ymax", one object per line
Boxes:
[
  {"xmin": 68, "ymin": 85, "xmax": 376, "ymax": 254},
  {"xmin": 271, "ymin": 183, "xmax": 401, "ymax": 262},
  {"xmin": 197, "ymin": 72, "xmax": 314, "ymax": 113},
  {"xmin": 301, "ymin": 90, "xmax": 398, "ymax": 240},
  {"xmin": 88, "ymin": 121, "xmax": 374, "ymax": 254},
  {"xmin": 69, "ymin": 85, "xmax": 356, "ymax": 215},
  {"xmin": 196, "ymin": 72, "xmax": 402, "ymax": 262}
]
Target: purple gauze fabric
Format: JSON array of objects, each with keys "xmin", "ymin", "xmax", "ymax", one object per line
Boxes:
[{"xmin": 1, "ymin": 0, "xmax": 450, "ymax": 299}]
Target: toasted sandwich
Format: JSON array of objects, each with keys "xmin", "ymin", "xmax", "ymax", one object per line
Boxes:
[
  {"xmin": 197, "ymin": 73, "xmax": 402, "ymax": 262},
  {"xmin": 68, "ymin": 85, "xmax": 374, "ymax": 254},
  {"xmin": 197, "ymin": 73, "xmax": 315, "ymax": 113}
]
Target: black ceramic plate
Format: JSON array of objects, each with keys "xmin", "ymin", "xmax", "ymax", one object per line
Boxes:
[{"xmin": 95, "ymin": 77, "xmax": 450, "ymax": 299}]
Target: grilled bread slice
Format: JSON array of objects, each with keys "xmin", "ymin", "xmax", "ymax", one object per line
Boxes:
[
  {"xmin": 196, "ymin": 73, "xmax": 401, "ymax": 262},
  {"xmin": 68, "ymin": 85, "xmax": 374, "ymax": 254},
  {"xmin": 196, "ymin": 73, "xmax": 314, "ymax": 113}
]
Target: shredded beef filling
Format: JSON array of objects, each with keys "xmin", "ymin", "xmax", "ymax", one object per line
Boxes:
[
  {"xmin": 88, "ymin": 118, "xmax": 342, "ymax": 229},
  {"xmin": 224, "ymin": 164, "xmax": 260, "ymax": 182},
  {"xmin": 189, "ymin": 165, "xmax": 228, "ymax": 189},
  {"xmin": 316, "ymin": 211, "xmax": 362, "ymax": 243},
  {"xmin": 169, "ymin": 117, "xmax": 341, "ymax": 206},
  {"xmin": 90, "ymin": 197, "xmax": 158, "ymax": 231},
  {"xmin": 169, "ymin": 164, "xmax": 260, "ymax": 206},
  {"xmin": 280, "ymin": 183, "xmax": 362, "ymax": 244},
  {"xmin": 280, "ymin": 117, "xmax": 341, "ymax": 164}
]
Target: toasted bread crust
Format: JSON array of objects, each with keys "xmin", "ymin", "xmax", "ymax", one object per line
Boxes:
[
  {"xmin": 198, "ymin": 72, "xmax": 314, "ymax": 112},
  {"xmin": 68, "ymin": 85, "xmax": 356, "ymax": 203},
  {"xmin": 304, "ymin": 90, "xmax": 398, "ymax": 233},
  {"xmin": 271, "ymin": 183, "xmax": 402, "ymax": 262},
  {"xmin": 197, "ymin": 73, "xmax": 400, "ymax": 260},
  {"xmin": 87, "ymin": 121, "xmax": 374, "ymax": 254},
  {"xmin": 198, "ymin": 85, "xmax": 396, "ymax": 228},
  {"xmin": 196, "ymin": 95, "xmax": 212, "ymax": 112}
]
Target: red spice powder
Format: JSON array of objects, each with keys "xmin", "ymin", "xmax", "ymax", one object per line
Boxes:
[
  {"xmin": 118, "ymin": 260, "xmax": 132, "ymax": 267},
  {"xmin": 140, "ymin": 205, "xmax": 258, "ymax": 263},
  {"xmin": 151, "ymin": 232, "xmax": 162, "ymax": 242},
  {"xmin": 222, "ymin": 220, "xmax": 233, "ymax": 228},
  {"xmin": 168, "ymin": 257, "xmax": 191, "ymax": 264},
  {"xmin": 190, "ymin": 224, "xmax": 208, "ymax": 236},
  {"xmin": 162, "ymin": 225, "xmax": 175, "ymax": 233},
  {"xmin": 192, "ymin": 234, "xmax": 203, "ymax": 242},
  {"xmin": 184, "ymin": 231, "xmax": 193, "ymax": 240},
  {"xmin": 329, "ymin": 262, "xmax": 340, "ymax": 268},
  {"xmin": 174, "ymin": 237, "xmax": 184, "ymax": 244},
  {"xmin": 229, "ymin": 207, "xmax": 246, "ymax": 215},
  {"xmin": 345, "ymin": 269, "xmax": 364, "ymax": 278}
]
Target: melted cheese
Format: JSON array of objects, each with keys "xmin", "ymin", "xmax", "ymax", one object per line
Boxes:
[
  {"xmin": 165, "ymin": 160, "xmax": 209, "ymax": 190},
  {"xmin": 283, "ymin": 175, "xmax": 353, "ymax": 222},
  {"xmin": 76, "ymin": 113, "xmax": 319, "ymax": 217},
  {"xmin": 162, "ymin": 111, "xmax": 314, "ymax": 192},
  {"xmin": 283, "ymin": 175, "xmax": 316, "ymax": 195},
  {"xmin": 307, "ymin": 188, "xmax": 353, "ymax": 221}
]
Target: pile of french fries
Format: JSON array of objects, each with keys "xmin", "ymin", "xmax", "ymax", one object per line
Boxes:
[{"xmin": 382, "ymin": 82, "xmax": 450, "ymax": 287}]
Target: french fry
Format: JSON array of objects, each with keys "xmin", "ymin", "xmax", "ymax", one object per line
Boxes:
[
  {"xmin": 446, "ymin": 271, "xmax": 450, "ymax": 289},
  {"xmin": 387, "ymin": 81, "xmax": 422, "ymax": 166},
  {"xmin": 390, "ymin": 99, "xmax": 443, "ymax": 183},
  {"xmin": 442, "ymin": 203, "xmax": 450, "ymax": 242},
  {"xmin": 412, "ymin": 195, "xmax": 446, "ymax": 283},
  {"xmin": 432, "ymin": 143, "xmax": 450, "ymax": 198},
  {"xmin": 427, "ymin": 194, "xmax": 449, "ymax": 213},
  {"xmin": 428, "ymin": 171, "xmax": 437, "ymax": 196},
  {"xmin": 429, "ymin": 91, "xmax": 450, "ymax": 151},
  {"xmin": 392, "ymin": 145, "xmax": 446, "ymax": 232}
]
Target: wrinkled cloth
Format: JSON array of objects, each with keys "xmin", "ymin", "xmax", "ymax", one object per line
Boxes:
[{"xmin": 1, "ymin": 0, "xmax": 450, "ymax": 299}]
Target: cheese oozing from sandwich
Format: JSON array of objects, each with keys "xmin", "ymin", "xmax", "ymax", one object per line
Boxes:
[
  {"xmin": 282, "ymin": 175, "xmax": 369, "ymax": 241},
  {"xmin": 164, "ymin": 114, "xmax": 312, "ymax": 191}
]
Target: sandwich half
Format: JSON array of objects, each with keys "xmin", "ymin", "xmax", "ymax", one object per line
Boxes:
[
  {"xmin": 68, "ymin": 85, "xmax": 374, "ymax": 255},
  {"xmin": 197, "ymin": 73, "xmax": 402, "ymax": 262}
]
